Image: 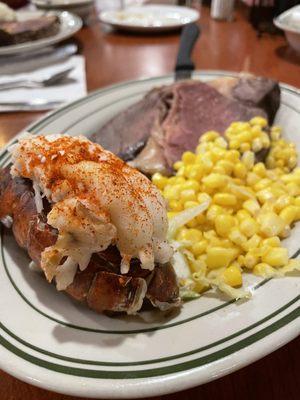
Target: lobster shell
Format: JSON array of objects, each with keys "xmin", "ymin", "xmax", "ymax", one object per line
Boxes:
[{"xmin": 0, "ymin": 166, "xmax": 180, "ymax": 314}]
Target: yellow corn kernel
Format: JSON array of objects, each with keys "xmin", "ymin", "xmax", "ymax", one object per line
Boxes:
[
  {"xmin": 169, "ymin": 200, "xmax": 183, "ymax": 212},
  {"xmin": 258, "ymin": 212, "xmax": 286, "ymax": 237},
  {"xmin": 191, "ymin": 240, "xmax": 207, "ymax": 257},
  {"xmin": 254, "ymin": 178, "xmax": 271, "ymax": 192},
  {"xmin": 236, "ymin": 210, "xmax": 251, "ymax": 222},
  {"xmin": 251, "ymin": 138, "xmax": 263, "ymax": 152},
  {"xmin": 183, "ymin": 165, "xmax": 193, "ymax": 178},
  {"xmin": 252, "ymin": 162, "xmax": 267, "ymax": 177},
  {"xmin": 215, "ymin": 214, "xmax": 236, "ymax": 237},
  {"xmin": 222, "ymin": 265, "xmax": 242, "ymax": 287},
  {"xmin": 216, "ymin": 160, "xmax": 234, "ymax": 175},
  {"xmin": 225, "ymin": 150, "xmax": 240, "ymax": 162},
  {"xmin": 232, "ymin": 122, "xmax": 251, "ymax": 132},
  {"xmin": 210, "ymin": 147, "xmax": 226, "ymax": 163},
  {"xmin": 201, "ymin": 156, "xmax": 214, "ymax": 173},
  {"xmin": 229, "ymin": 228, "xmax": 247, "ymax": 246},
  {"xmin": 274, "ymin": 195, "xmax": 293, "ymax": 212},
  {"xmin": 263, "ymin": 237, "xmax": 281, "ymax": 247},
  {"xmin": 168, "ymin": 176, "xmax": 178, "ymax": 185},
  {"xmin": 294, "ymin": 196, "xmax": 300, "ymax": 207},
  {"xmin": 233, "ymin": 162, "xmax": 247, "ymax": 179},
  {"xmin": 184, "ymin": 229, "xmax": 203, "ymax": 243},
  {"xmin": 187, "ymin": 165, "xmax": 204, "ymax": 181},
  {"xmin": 212, "ymin": 165, "xmax": 226, "ymax": 175},
  {"xmin": 213, "ymin": 193, "xmax": 237, "ymax": 206},
  {"xmin": 214, "ymin": 137, "xmax": 228, "ymax": 148},
  {"xmin": 152, "ymin": 173, "xmax": 168, "ymax": 190},
  {"xmin": 279, "ymin": 206, "xmax": 298, "ymax": 225},
  {"xmin": 206, "ymin": 205, "xmax": 223, "ymax": 222},
  {"xmin": 182, "ymin": 151, "xmax": 196, "ymax": 164},
  {"xmin": 242, "ymin": 234, "xmax": 261, "ymax": 252},
  {"xmin": 180, "ymin": 189, "xmax": 197, "ymax": 202},
  {"xmin": 202, "ymin": 173, "xmax": 227, "ymax": 189},
  {"xmin": 176, "ymin": 228, "xmax": 190, "ymax": 241},
  {"xmin": 244, "ymin": 253, "xmax": 258, "ymax": 269},
  {"xmin": 182, "ymin": 179, "xmax": 201, "ymax": 192},
  {"xmin": 194, "ymin": 214, "xmax": 205, "ymax": 226},
  {"xmin": 241, "ymin": 151, "xmax": 255, "ymax": 170},
  {"xmin": 261, "ymin": 133, "xmax": 270, "ymax": 148},
  {"xmin": 197, "ymin": 192, "xmax": 212, "ymax": 203},
  {"xmin": 251, "ymin": 124, "xmax": 262, "ymax": 136},
  {"xmin": 200, "ymin": 131, "xmax": 220, "ymax": 143},
  {"xmin": 250, "ymin": 116, "xmax": 268, "ymax": 127},
  {"xmin": 286, "ymin": 182, "xmax": 300, "ymax": 196},
  {"xmin": 167, "ymin": 212, "xmax": 178, "ymax": 219},
  {"xmin": 186, "ymin": 218, "xmax": 199, "ymax": 228},
  {"xmin": 184, "ymin": 201, "xmax": 199, "ymax": 210},
  {"xmin": 246, "ymin": 172, "xmax": 260, "ymax": 186},
  {"xmin": 164, "ymin": 185, "xmax": 181, "ymax": 201},
  {"xmin": 243, "ymin": 199, "xmax": 260, "ymax": 216},
  {"xmin": 256, "ymin": 189, "xmax": 275, "ymax": 204},
  {"xmin": 239, "ymin": 218, "xmax": 259, "ymax": 237},
  {"xmin": 177, "ymin": 166, "xmax": 185, "ymax": 177},
  {"xmin": 288, "ymin": 156, "xmax": 297, "ymax": 170},
  {"xmin": 206, "ymin": 247, "xmax": 238, "ymax": 269},
  {"xmin": 203, "ymin": 230, "xmax": 217, "ymax": 241},
  {"xmin": 280, "ymin": 225, "xmax": 291, "ymax": 239},
  {"xmin": 240, "ymin": 142, "xmax": 251, "ymax": 153},
  {"xmin": 173, "ymin": 161, "xmax": 184, "ymax": 170},
  {"xmin": 173, "ymin": 176, "xmax": 186, "ymax": 185},
  {"xmin": 253, "ymin": 263, "xmax": 275, "ymax": 277},
  {"xmin": 215, "ymin": 214, "xmax": 235, "ymax": 237},
  {"xmin": 229, "ymin": 139, "xmax": 240, "ymax": 150},
  {"xmin": 261, "ymin": 247, "xmax": 288, "ymax": 268}
]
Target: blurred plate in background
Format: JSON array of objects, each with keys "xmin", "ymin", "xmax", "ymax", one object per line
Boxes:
[
  {"xmin": 99, "ymin": 4, "xmax": 200, "ymax": 32},
  {"xmin": 0, "ymin": 11, "xmax": 82, "ymax": 56}
]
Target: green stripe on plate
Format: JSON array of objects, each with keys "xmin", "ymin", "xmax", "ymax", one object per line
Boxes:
[
  {"xmin": 1, "ymin": 228, "xmax": 272, "ymax": 334},
  {"xmin": 0, "ymin": 305, "xmax": 299, "ymax": 379},
  {"xmin": 0, "ymin": 295, "xmax": 298, "ymax": 367}
]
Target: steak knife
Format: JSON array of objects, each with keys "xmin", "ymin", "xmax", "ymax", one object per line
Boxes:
[{"xmin": 175, "ymin": 22, "xmax": 200, "ymax": 81}]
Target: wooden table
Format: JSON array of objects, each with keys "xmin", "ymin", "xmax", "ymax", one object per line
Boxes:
[{"xmin": 0, "ymin": 3, "xmax": 299, "ymax": 399}]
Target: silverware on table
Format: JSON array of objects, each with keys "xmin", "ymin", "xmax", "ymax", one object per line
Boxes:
[
  {"xmin": 0, "ymin": 67, "xmax": 75, "ymax": 91},
  {"xmin": 0, "ymin": 99, "xmax": 63, "ymax": 112},
  {"xmin": 0, "ymin": 44, "xmax": 77, "ymax": 66}
]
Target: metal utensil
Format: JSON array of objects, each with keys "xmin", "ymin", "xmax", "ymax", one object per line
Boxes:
[
  {"xmin": 175, "ymin": 22, "xmax": 200, "ymax": 81},
  {"xmin": 0, "ymin": 67, "xmax": 75, "ymax": 91},
  {"xmin": 0, "ymin": 99, "xmax": 63, "ymax": 112},
  {"xmin": 0, "ymin": 44, "xmax": 77, "ymax": 65}
]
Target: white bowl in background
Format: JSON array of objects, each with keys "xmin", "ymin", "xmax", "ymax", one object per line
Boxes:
[{"xmin": 274, "ymin": 5, "xmax": 300, "ymax": 53}]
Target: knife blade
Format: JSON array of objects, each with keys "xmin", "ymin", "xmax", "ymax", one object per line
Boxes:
[
  {"xmin": 0, "ymin": 99, "xmax": 63, "ymax": 112},
  {"xmin": 0, "ymin": 44, "xmax": 78, "ymax": 75},
  {"xmin": 175, "ymin": 23, "xmax": 200, "ymax": 81}
]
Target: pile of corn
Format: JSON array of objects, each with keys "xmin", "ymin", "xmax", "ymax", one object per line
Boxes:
[{"xmin": 152, "ymin": 117, "xmax": 300, "ymax": 298}]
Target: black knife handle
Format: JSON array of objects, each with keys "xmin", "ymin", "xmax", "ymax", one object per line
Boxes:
[{"xmin": 175, "ymin": 23, "xmax": 200, "ymax": 80}]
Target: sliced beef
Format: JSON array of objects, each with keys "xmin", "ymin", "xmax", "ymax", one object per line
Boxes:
[
  {"xmin": 93, "ymin": 75, "xmax": 280, "ymax": 175},
  {"xmin": 208, "ymin": 75, "xmax": 280, "ymax": 123},
  {"xmin": 90, "ymin": 87, "xmax": 171, "ymax": 161},
  {"xmin": 162, "ymin": 81, "xmax": 266, "ymax": 168},
  {"xmin": 0, "ymin": 16, "xmax": 60, "ymax": 46}
]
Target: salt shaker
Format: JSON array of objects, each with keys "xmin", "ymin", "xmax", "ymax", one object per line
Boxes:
[{"xmin": 211, "ymin": 0, "xmax": 235, "ymax": 21}]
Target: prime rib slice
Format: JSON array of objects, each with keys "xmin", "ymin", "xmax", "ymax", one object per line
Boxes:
[{"xmin": 91, "ymin": 75, "xmax": 280, "ymax": 175}]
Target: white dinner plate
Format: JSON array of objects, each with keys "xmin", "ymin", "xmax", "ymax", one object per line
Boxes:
[
  {"xmin": 0, "ymin": 71, "xmax": 299, "ymax": 398},
  {"xmin": 99, "ymin": 5, "xmax": 200, "ymax": 32},
  {"xmin": 0, "ymin": 10, "xmax": 82, "ymax": 56}
]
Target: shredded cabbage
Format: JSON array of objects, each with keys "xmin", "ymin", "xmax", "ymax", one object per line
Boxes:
[{"xmin": 168, "ymin": 200, "xmax": 210, "ymax": 239}]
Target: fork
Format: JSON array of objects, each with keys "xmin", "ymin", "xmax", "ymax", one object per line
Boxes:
[{"xmin": 0, "ymin": 67, "xmax": 75, "ymax": 91}]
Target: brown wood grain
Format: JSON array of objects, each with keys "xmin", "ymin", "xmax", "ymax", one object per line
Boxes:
[{"xmin": 0, "ymin": 2, "xmax": 299, "ymax": 399}]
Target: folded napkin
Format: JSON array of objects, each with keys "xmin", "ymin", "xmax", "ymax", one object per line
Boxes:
[{"xmin": 0, "ymin": 53, "xmax": 87, "ymax": 110}]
